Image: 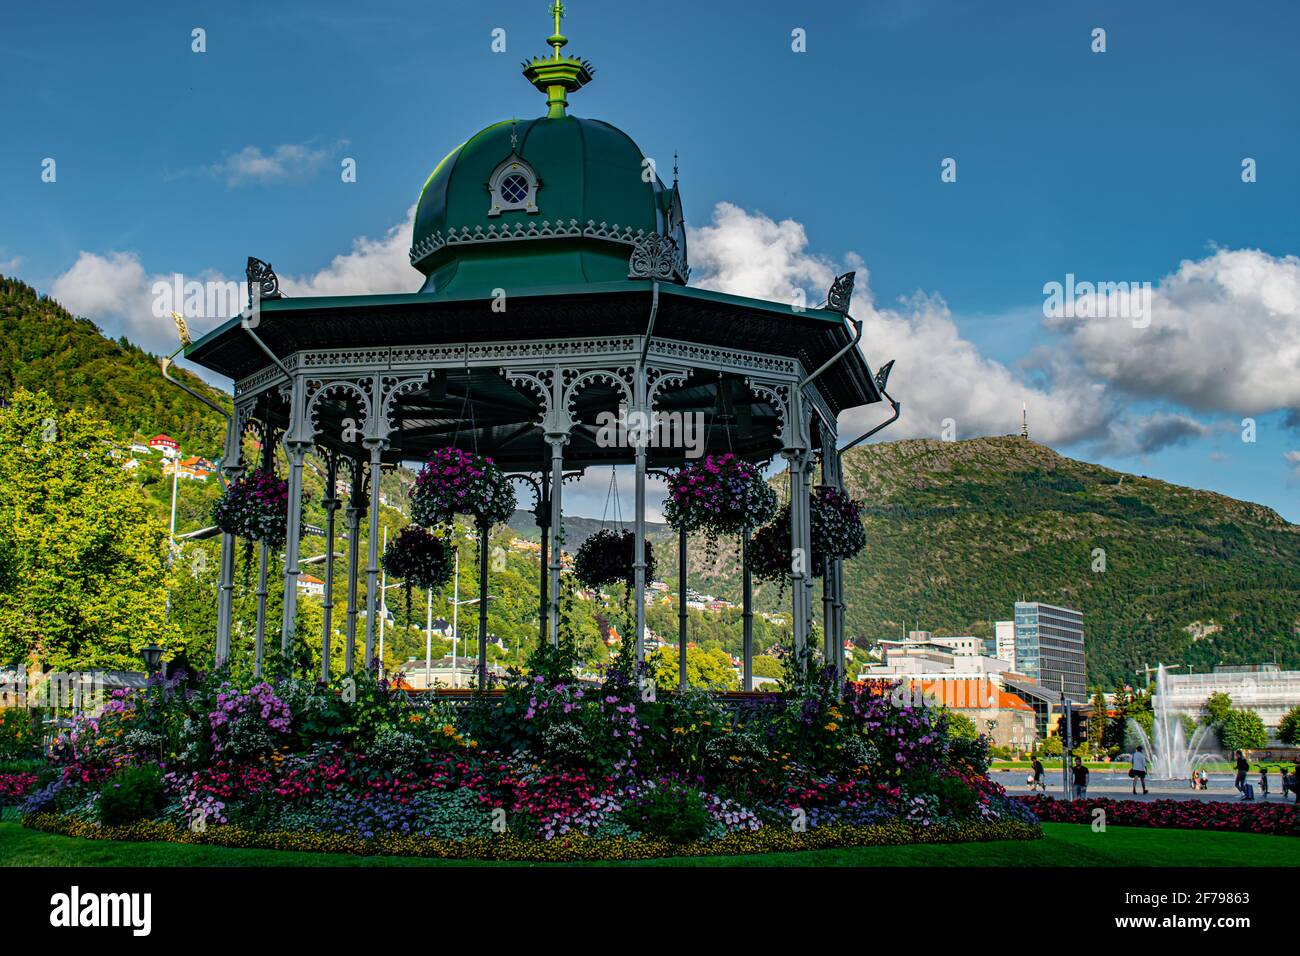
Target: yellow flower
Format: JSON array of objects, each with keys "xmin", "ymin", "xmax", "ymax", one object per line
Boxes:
[{"xmin": 825, "ymin": 722, "xmax": 839, "ymax": 732}]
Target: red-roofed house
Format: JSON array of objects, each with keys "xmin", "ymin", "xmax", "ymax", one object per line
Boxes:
[{"xmin": 148, "ymin": 434, "xmax": 180, "ymax": 458}]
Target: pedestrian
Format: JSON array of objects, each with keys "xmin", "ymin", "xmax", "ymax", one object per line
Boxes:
[
  {"xmin": 1233, "ymin": 750, "xmax": 1249, "ymax": 798},
  {"xmin": 1259, "ymin": 765, "xmax": 1269, "ymax": 799},
  {"xmin": 1072, "ymin": 755, "xmax": 1089, "ymax": 800},
  {"xmin": 1130, "ymin": 744, "xmax": 1148, "ymax": 795},
  {"xmin": 1031, "ymin": 756, "xmax": 1045, "ymax": 793}
]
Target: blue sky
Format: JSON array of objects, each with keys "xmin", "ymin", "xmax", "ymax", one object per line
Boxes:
[{"xmin": 2, "ymin": 0, "xmax": 1298, "ymax": 519}]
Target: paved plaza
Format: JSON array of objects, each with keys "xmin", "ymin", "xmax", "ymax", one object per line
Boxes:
[{"xmin": 991, "ymin": 769, "xmax": 1299, "ymax": 803}]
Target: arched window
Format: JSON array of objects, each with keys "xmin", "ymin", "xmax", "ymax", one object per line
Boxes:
[{"xmin": 487, "ymin": 154, "xmax": 540, "ymax": 217}]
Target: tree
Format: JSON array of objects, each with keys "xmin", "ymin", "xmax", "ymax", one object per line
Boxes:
[
  {"xmin": 1219, "ymin": 709, "xmax": 1267, "ymax": 753},
  {"xmin": 1088, "ymin": 686, "xmax": 1109, "ymax": 752},
  {"xmin": 944, "ymin": 710, "xmax": 978, "ymax": 740},
  {"xmin": 1204, "ymin": 691, "xmax": 1234, "ymax": 726},
  {"xmin": 1278, "ymin": 705, "xmax": 1300, "ymax": 746},
  {"xmin": 647, "ymin": 645, "xmax": 738, "ymax": 690},
  {"xmin": 752, "ymin": 654, "xmax": 784, "ymax": 679},
  {"xmin": 0, "ymin": 389, "xmax": 178, "ymax": 670}
]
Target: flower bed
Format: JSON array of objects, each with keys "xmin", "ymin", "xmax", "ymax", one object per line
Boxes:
[
  {"xmin": 1017, "ymin": 795, "xmax": 1300, "ymax": 837},
  {"xmin": 22, "ymin": 811, "xmax": 1038, "ymax": 862},
  {"xmin": 17, "ymin": 653, "xmax": 1038, "ymax": 860}
]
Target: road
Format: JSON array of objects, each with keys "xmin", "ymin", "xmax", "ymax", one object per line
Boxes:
[{"xmin": 991, "ymin": 769, "xmax": 1297, "ymax": 803}]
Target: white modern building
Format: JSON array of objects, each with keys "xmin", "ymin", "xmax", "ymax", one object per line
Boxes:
[
  {"xmin": 1156, "ymin": 665, "xmax": 1300, "ymax": 732},
  {"xmin": 995, "ymin": 620, "xmax": 1016, "ymax": 669}
]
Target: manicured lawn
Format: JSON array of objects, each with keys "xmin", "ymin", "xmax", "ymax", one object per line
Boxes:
[{"xmin": 0, "ymin": 821, "xmax": 1295, "ymax": 867}]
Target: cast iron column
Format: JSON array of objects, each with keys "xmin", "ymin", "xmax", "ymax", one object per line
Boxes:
[{"xmin": 321, "ymin": 452, "xmax": 339, "ymax": 682}]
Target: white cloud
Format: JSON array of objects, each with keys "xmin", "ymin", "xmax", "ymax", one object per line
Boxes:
[
  {"xmin": 47, "ymin": 208, "xmax": 420, "ymax": 361},
  {"xmin": 279, "ymin": 206, "xmax": 419, "ymax": 297},
  {"xmin": 1050, "ymin": 247, "xmax": 1300, "ymax": 415},
  {"xmin": 206, "ymin": 141, "xmax": 343, "ymax": 187},
  {"xmin": 1285, "ymin": 450, "xmax": 1300, "ymax": 480},
  {"xmin": 687, "ymin": 203, "xmax": 1114, "ymax": 448}
]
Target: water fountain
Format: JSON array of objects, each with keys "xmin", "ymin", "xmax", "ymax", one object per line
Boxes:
[{"xmin": 1126, "ymin": 663, "xmax": 1219, "ymax": 779}]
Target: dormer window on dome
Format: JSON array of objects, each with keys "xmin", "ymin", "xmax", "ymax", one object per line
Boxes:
[{"xmin": 487, "ymin": 154, "xmax": 540, "ymax": 216}]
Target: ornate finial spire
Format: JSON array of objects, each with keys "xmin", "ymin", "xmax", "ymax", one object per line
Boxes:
[
  {"xmin": 672, "ymin": 150, "xmax": 679, "ymax": 187},
  {"xmin": 522, "ymin": 1, "xmax": 593, "ymax": 118},
  {"xmin": 549, "ymin": 1, "xmax": 567, "ymax": 59},
  {"xmin": 510, "ymin": 117, "xmax": 519, "ymax": 150}
]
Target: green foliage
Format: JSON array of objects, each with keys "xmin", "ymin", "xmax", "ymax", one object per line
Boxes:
[
  {"xmin": 98, "ymin": 765, "xmax": 164, "ymax": 826},
  {"xmin": 0, "ymin": 389, "xmax": 179, "ymax": 669},
  {"xmin": 1205, "ymin": 692, "xmax": 1234, "ymax": 726},
  {"xmin": 1219, "ymin": 709, "xmax": 1268, "ymax": 752},
  {"xmin": 943, "ymin": 710, "xmax": 978, "ymax": 741},
  {"xmin": 752, "ymin": 654, "xmax": 784, "ymax": 679},
  {"xmin": 0, "ymin": 709, "xmax": 39, "ymax": 761},
  {"xmin": 620, "ymin": 782, "xmax": 712, "ymax": 843},
  {"xmin": 647, "ymin": 645, "xmax": 737, "ymax": 691},
  {"xmin": 1277, "ymin": 706, "xmax": 1300, "ymax": 746},
  {"xmin": 0, "ymin": 276, "xmax": 229, "ymax": 453}
]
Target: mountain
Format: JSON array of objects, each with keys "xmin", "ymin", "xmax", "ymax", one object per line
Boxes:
[
  {"xmin": 507, "ymin": 511, "xmax": 672, "ymax": 551},
  {"xmin": 0, "ymin": 275, "xmax": 229, "ymax": 454},
  {"xmin": 785, "ymin": 437, "xmax": 1297, "ymax": 688}
]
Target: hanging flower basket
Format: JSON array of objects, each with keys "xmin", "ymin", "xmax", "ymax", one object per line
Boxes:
[
  {"xmin": 382, "ymin": 525, "xmax": 454, "ymax": 618},
  {"xmin": 812, "ymin": 486, "xmax": 865, "ymax": 562},
  {"xmin": 211, "ymin": 469, "xmax": 289, "ymax": 547},
  {"xmin": 663, "ymin": 453, "xmax": 777, "ymax": 545},
  {"xmin": 574, "ymin": 529, "xmax": 657, "ymax": 591},
  {"xmin": 747, "ymin": 487, "xmax": 866, "ymax": 585},
  {"xmin": 748, "ymin": 509, "xmax": 795, "ymax": 584},
  {"xmin": 410, "ymin": 447, "xmax": 517, "ymax": 530}
]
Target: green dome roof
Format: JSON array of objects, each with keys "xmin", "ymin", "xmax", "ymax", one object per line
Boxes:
[{"xmin": 409, "ymin": 115, "xmax": 688, "ymax": 297}]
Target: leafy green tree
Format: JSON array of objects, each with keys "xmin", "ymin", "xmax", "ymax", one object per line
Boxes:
[
  {"xmin": 1204, "ymin": 691, "xmax": 1234, "ymax": 726},
  {"xmin": 1219, "ymin": 709, "xmax": 1268, "ymax": 752},
  {"xmin": 1278, "ymin": 705, "xmax": 1300, "ymax": 746},
  {"xmin": 752, "ymin": 654, "xmax": 784, "ymax": 679},
  {"xmin": 0, "ymin": 389, "xmax": 178, "ymax": 669},
  {"xmin": 944, "ymin": 710, "xmax": 978, "ymax": 740},
  {"xmin": 647, "ymin": 645, "xmax": 738, "ymax": 690},
  {"xmin": 1088, "ymin": 687, "xmax": 1108, "ymax": 751}
]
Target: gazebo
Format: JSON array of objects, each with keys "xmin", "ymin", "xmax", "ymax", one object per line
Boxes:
[{"xmin": 173, "ymin": 6, "xmax": 894, "ymax": 690}]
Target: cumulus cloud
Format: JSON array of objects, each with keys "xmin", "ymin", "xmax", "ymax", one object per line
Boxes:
[
  {"xmin": 1092, "ymin": 412, "xmax": 1211, "ymax": 457},
  {"xmin": 279, "ymin": 206, "xmax": 419, "ymax": 297},
  {"xmin": 205, "ymin": 141, "xmax": 344, "ymax": 187},
  {"xmin": 1050, "ymin": 247, "xmax": 1300, "ymax": 415},
  {"xmin": 687, "ymin": 203, "xmax": 1114, "ymax": 448},
  {"xmin": 1286, "ymin": 450, "xmax": 1300, "ymax": 480},
  {"xmin": 47, "ymin": 208, "xmax": 419, "ymax": 359}
]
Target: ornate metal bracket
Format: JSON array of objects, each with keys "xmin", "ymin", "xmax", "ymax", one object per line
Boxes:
[
  {"xmin": 246, "ymin": 257, "xmax": 282, "ymax": 306},
  {"xmin": 628, "ymin": 233, "xmax": 689, "ymax": 283},
  {"xmin": 825, "ymin": 271, "xmax": 855, "ymax": 315}
]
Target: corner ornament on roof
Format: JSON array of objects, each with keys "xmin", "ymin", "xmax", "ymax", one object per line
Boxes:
[
  {"xmin": 826, "ymin": 271, "xmax": 855, "ymax": 315},
  {"xmin": 246, "ymin": 257, "xmax": 282, "ymax": 307},
  {"xmin": 627, "ymin": 233, "xmax": 689, "ymax": 283}
]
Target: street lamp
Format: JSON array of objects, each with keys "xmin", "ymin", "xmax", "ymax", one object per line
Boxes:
[{"xmin": 141, "ymin": 643, "xmax": 164, "ymax": 676}]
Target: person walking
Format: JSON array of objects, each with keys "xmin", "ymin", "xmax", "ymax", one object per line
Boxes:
[
  {"xmin": 1072, "ymin": 755, "xmax": 1089, "ymax": 800},
  {"xmin": 1233, "ymin": 750, "xmax": 1249, "ymax": 797},
  {"xmin": 1031, "ymin": 756, "xmax": 1045, "ymax": 793},
  {"xmin": 1258, "ymin": 765, "xmax": 1270, "ymax": 799},
  {"xmin": 1130, "ymin": 744, "xmax": 1148, "ymax": 795}
]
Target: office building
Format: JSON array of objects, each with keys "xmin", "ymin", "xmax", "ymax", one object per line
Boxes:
[{"xmin": 1013, "ymin": 602, "xmax": 1086, "ymax": 699}]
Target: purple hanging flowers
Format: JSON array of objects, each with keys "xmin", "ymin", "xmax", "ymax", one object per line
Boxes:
[
  {"xmin": 212, "ymin": 469, "xmax": 289, "ymax": 547},
  {"xmin": 663, "ymin": 453, "xmax": 777, "ymax": 544},
  {"xmin": 410, "ymin": 447, "xmax": 517, "ymax": 529}
]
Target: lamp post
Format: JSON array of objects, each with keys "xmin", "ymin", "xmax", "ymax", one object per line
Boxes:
[{"xmin": 142, "ymin": 643, "xmax": 164, "ymax": 677}]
